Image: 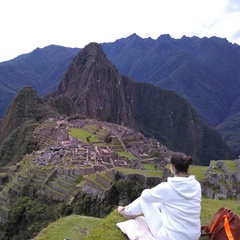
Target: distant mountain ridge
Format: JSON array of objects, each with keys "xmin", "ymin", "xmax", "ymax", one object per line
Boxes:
[
  {"xmin": 0, "ymin": 45, "xmax": 80, "ymax": 121},
  {"xmin": 102, "ymin": 33, "xmax": 240, "ymax": 127}
]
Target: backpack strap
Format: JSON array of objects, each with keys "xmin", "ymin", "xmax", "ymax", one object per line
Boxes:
[
  {"xmin": 209, "ymin": 207, "xmax": 230, "ymax": 234},
  {"xmin": 223, "ymin": 214, "xmax": 234, "ymax": 240}
]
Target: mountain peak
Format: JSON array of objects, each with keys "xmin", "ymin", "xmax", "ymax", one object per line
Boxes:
[
  {"xmin": 55, "ymin": 42, "xmax": 107, "ymax": 72},
  {"xmin": 157, "ymin": 34, "xmax": 172, "ymax": 41},
  {"xmin": 53, "ymin": 43, "xmax": 135, "ymax": 127},
  {"xmin": 82, "ymin": 42, "xmax": 105, "ymax": 55},
  {"xmin": 0, "ymin": 86, "xmax": 54, "ymax": 145}
]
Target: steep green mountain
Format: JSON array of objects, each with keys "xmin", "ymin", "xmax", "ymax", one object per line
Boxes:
[
  {"xmin": 0, "ymin": 86, "xmax": 56, "ymax": 166},
  {"xmin": 47, "ymin": 42, "xmax": 233, "ymax": 165},
  {"xmin": 0, "ymin": 45, "xmax": 80, "ymax": 121}
]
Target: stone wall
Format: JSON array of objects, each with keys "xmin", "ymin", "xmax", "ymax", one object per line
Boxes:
[
  {"xmin": 106, "ymin": 170, "xmax": 115, "ymax": 180},
  {"xmin": 80, "ymin": 179, "xmax": 106, "ymax": 199},
  {"xmin": 96, "ymin": 173, "xmax": 112, "ymax": 188}
]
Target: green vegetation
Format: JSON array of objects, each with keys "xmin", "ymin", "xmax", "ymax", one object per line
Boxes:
[
  {"xmin": 0, "ymin": 172, "xmax": 8, "ymax": 178},
  {"xmin": 221, "ymin": 160, "xmax": 238, "ymax": 171},
  {"xmin": 69, "ymin": 128, "xmax": 101, "ymax": 143},
  {"xmin": 0, "ymin": 121, "xmax": 39, "ymax": 166},
  {"xmin": 117, "ymin": 151, "xmax": 136, "ymax": 159},
  {"xmin": 189, "ymin": 165, "xmax": 208, "ymax": 181},
  {"xmin": 86, "ymin": 173, "xmax": 110, "ymax": 190},
  {"xmin": 35, "ymin": 215, "xmax": 100, "ymax": 240},
  {"xmin": 208, "ymin": 160, "xmax": 238, "ymax": 174},
  {"xmin": 83, "ymin": 209, "xmax": 126, "ymax": 240},
  {"xmin": 2, "ymin": 156, "xmax": 240, "ymax": 240},
  {"xmin": 210, "ymin": 160, "xmax": 237, "ymax": 171},
  {"xmin": 142, "ymin": 163, "xmax": 159, "ymax": 172},
  {"xmin": 8, "ymin": 196, "xmax": 56, "ymax": 240},
  {"xmin": 115, "ymin": 167, "xmax": 163, "ymax": 178},
  {"xmin": 200, "ymin": 198, "xmax": 240, "ymax": 225},
  {"xmin": 164, "ymin": 163, "xmax": 208, "ymax": 181},
  {"xmin": 69, "ymin": 128, "xmax": 137, "ymax": 159}
]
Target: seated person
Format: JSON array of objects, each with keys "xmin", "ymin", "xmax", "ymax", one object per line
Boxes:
[{"xmin": 118, "ymin": 152, "xmax": 202, "ymax": 240}]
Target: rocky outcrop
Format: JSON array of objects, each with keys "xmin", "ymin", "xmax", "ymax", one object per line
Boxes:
[{"xmin": 202, "ymin": 159, "xmax": 240, "ymax": 200}]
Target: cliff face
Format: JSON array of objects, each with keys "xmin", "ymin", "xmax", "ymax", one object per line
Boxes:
[
  {"xmin": 121, "ymin": 78, "xmax": 233, "ymax": 165},
  {"xmin": 48, "ymin": 43, "xmax": 234, "ymax": 165}
]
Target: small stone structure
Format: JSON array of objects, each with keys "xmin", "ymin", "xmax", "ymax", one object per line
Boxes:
[{"xmin": 202, "ymin": 159, "xmax": 240, "ymax": 200}]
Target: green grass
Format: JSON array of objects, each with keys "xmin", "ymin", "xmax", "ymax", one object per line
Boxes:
[
  {"xmin": 35, "ymin": 215, "xmax": 100, "ymax": 240},
  {"xmin": 115, "ymin": 167, "xmax": 163, "ymax": 177},
  {"xmin": 69, "ymin": 128, "xmax": 137, "ymax": 157},
  {"xmin": 68, "ymin": 128, "xmax": 102, "ymax": 143},
  {"xmin": 142, "ymin": 163, "xmax": 161, "ymax": 172},
  {"xmin": 209, "ymin": 160, "xmax": 238, "ymax": 174},
  {"xmin": 142, "ymin": 163, "xmax": 155, "ymax": 171},
  {"xmin": 189, "ymin": 165, "xmax": 208, "ymax": 181},
  {"xmin": 85, "ymin": 174, "xmax": 109, "ymax": 190},
  {"xmin": 166, "ymin": 161, "xmax": 237, "ymax": 181},
  {"xmin": 200, "ymin": 198, "xmax": 240, "ymax": 225},
  {"xmin": 164, "ymin": 164, "xmax": 209, "ymax": 181},
  {"xmin": 117, "ymin": 151, "xmax": 137, "ymax": 159},
  {"xmin": 83, "ymin": 209, "xmax": 127, "ymax": 240},
  {"xmin": 222, "ymin": 160, "xmax": 238, "ymax": 171},
  {"xmin": 35, "ymin": 198, "xmax": 240, "ymax": 240},
  {"xmin": 0, "ymin": 172, "xmax": 8, "ymax": 178}
]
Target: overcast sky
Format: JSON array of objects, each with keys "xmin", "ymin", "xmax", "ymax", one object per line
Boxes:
[{"xmin": 0, "ymin": 0, "xmax": 240, "ymax": 62}]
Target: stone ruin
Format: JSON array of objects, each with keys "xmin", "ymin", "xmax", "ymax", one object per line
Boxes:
[
  {"xmin": 31, "ymin": 117, "xmax": 173, "ymax": 172},
  {"xmin": 33, "ymin": 117, "xmax": 240, "ymax": 201},
  {"xmin": 202, "ymin": 159, "xmax": 240, "ymax": 200}
]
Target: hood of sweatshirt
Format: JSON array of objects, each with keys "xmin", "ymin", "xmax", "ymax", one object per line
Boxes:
[{"xmin": 167, "ymin": 175, "xmax": 201, "ymax": 199}]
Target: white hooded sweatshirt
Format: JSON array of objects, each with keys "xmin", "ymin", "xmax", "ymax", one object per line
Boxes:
[{"xmin": 141, "ymin": 175, "xmax": 201, "ymax": 240}]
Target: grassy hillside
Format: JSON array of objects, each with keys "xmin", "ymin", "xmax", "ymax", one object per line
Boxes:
[
  {"xmin": 35, "ymin": 215, "xmax": 100, "ymax": 240},
  {"xmin": 35, "ymin": 198, "xmax": 240, "ymax": 240}
]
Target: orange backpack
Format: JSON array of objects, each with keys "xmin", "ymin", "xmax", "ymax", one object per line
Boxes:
[{"xmin": 201, "ymin": 207, "xmax": 240, "ymax": 240}]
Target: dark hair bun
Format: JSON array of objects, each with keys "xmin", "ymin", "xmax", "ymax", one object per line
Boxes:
[{"xmin": 183, "ymin": 156, "xmax": 193, "ymax": 165}]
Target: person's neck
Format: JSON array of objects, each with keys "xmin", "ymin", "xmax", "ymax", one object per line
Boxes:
[{"xmin": 174, "ymin": 172, "xmax": 188, "ymax": 177}]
